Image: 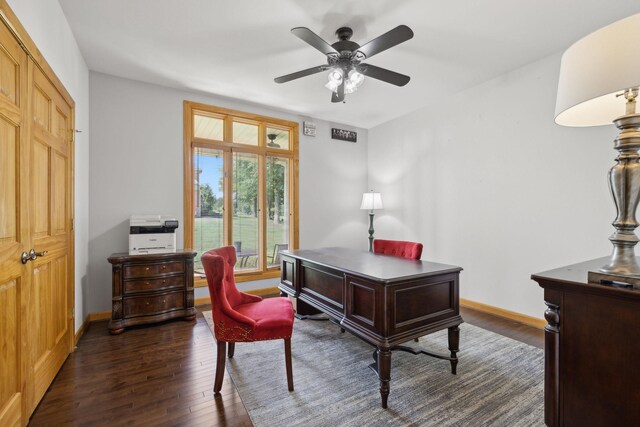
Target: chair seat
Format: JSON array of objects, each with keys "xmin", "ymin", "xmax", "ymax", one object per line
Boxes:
[{"xmin": 235, "ymin": 297, "xmax": 294, "ymax": 341}]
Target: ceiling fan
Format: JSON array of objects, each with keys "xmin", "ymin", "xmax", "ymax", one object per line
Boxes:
[{"xmin": 274, "ymin": 25, "xmax": 414, "ymax": 103}]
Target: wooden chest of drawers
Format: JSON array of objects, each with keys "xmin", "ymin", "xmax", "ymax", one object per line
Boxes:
[{"xmin": 108, "ymin": 250, "xmax": 197, "ymax": 334}]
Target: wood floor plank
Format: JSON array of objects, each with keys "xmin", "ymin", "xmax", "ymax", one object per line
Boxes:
[{"xmin": 28, "ymin": 304, "xmax": 543, "ymax": 426}]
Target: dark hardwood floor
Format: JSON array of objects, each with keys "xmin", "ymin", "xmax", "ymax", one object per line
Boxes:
[{"xmin": 28, "ymin": 305, "xmax": 543, "ymax": 426}]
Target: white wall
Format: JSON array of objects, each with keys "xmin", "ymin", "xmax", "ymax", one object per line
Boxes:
[
  {"xmin": 89, "ymin": 72, "xmax": 368, "ymax": 313},
  {"xmin": 8, "ymin": 0, "xmax": 90, "ymax": 331},
  {"xmin": 368, "ymin": 53, "xmax": 616, "ymax": 319}
]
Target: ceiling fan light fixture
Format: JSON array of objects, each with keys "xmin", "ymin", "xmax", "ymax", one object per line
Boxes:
[
  {"xmin": 325, "ymin": 79, "xmax": 340, "ymax": 92},
  {"xmin": 348, "ymin": 70, "xmax": 364, "ymax": 87},
  {"xmin": 275, "ymin": 25, "xmax": 413, "ymax": 102},
  {"xmin": 325, "ymin": 68, "xmax": 344, "ymax": 92},
  {"xmin": 344, "ymin": 79, "xmax": 356, "ymax": 94},
  {"xmin": 328, "ymin": 68, "xmax": 343, "ymax": 83}
]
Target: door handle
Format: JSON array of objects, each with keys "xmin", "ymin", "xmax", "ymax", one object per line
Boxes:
[{"xmin": 20, "ymin": 249, "xmax": 48, "ymax": 264}]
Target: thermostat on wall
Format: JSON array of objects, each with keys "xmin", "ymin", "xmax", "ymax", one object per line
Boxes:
[{"xmin": 303, "ymin": 121, "xmax": 316, "ymax": 137}]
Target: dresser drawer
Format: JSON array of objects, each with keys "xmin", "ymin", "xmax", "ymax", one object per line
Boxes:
[
  {"xmin": 124, "ymin": 292, "xmax": 185, "ymax": 317},
  {"xmin": 123, "ymin": 261, "xmax": 184, "ymax": 278},
  {"xmin": 124, "ymin": 275, "xmax": 184, "ymax": 293}
]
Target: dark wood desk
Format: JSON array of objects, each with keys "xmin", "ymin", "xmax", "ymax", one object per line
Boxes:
[
  {"xmin": 279, "ymin": 247, "xmax": 463, "ymax": 408},
  {"xmin": 532, "ymin": 258, "xmax": 640, "ymax": 426}
]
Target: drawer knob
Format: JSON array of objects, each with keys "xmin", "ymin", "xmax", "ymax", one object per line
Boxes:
[
  {"xmin": 162, "ymin": 280, "xmax": 166, "ymax": 284},
  {"xmin": 146, "ymin": 281, "xmax": 150, "ymax": 285},
  {"xmin": 145, "ymin": 267, "xmax": 150, "ymax": 271},
  {"xmin": 162, "ymin": 266, "xmax": 166, "ymax": 269}
]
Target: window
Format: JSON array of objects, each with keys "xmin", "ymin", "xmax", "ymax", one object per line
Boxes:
[{"xmin": 184, "ymin": 101, "xmax": 299, "ymax": 285}]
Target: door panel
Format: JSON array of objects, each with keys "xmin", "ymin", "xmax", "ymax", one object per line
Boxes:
[
  {"xmin": 0, "ymin": 279, "xmax": 20, "ymax": 426},
  {"xmin": 31, "ymin": 140, "xmax": 49, "ymax": 239},
  {"xmin": 32, "ymin": 84, "xmax": 49, "ymax": 130},
  {"xmin": 52, "ymin": 151, "xmax": 67, "ymax": 235},
  {"xmin": 26, "ymin": 61, "xmax": 73, "ymax": 415},
  {"xmin": 0, "ymin": 16, "xmax": 26, "ymax": 427},
  {"xmin": 0, "ymin": 42, "xmax": 18, "ymax": 106},
  {"xmin": 0, "ymin": 115, "xmax": 17, "ymax": 243}
]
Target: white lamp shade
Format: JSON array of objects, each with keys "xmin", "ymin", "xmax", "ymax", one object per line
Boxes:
[
  {"xmin": 360, "ymin": 192, "xmax": 383, "ymax": 210},
  {"xmin": 555, "ymin": 13, "xmax": 640, "ymax": 127}
]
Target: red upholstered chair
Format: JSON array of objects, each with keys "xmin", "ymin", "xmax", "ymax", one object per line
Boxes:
[
  {"xmin": 373, "ymin": 239, "xmax": 423, "ymax": 260},
  {"xmin": 202, "ymin": 246, "xmax": 294, "ymax": 394}
]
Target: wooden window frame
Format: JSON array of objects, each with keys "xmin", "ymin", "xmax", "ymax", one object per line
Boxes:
[{"xmin": 183, "ymin": 101, "xmax": 299, "ymax": 287}]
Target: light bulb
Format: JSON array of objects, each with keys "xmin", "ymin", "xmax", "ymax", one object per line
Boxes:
[
  {"xmin": 348, "ymin": 70, "xmax": 364, "ymax": 87},
  {"xmin": 325, "ymin": 80, "xmax": 340, "ymax": 92},
  {"xmin": 327, "ymin": 69, "xmax": 343, "ymax": 83},
  {"xmin": 344, "ymin": 80, "xmax": 356, "ymax": 94},
  {"xmin": 326, "ymin": 68, "xmax": 344, "ymax": 92}
]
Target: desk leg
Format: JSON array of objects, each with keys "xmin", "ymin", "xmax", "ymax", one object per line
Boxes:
[
  {"xmin": 448, "ymin": 326, "xmax": 460, "ymax": 375},
  {"xmin": 377, "ymin": 347, "xmax": 392, "ymax": 409}
]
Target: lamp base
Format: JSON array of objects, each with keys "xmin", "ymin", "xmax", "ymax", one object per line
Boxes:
[
  {"xmin": 368, "ymin": 212, "xmax": 375, "ymax": 252},
  {"xmin": 602, "ymin": 112, "xmax": 640, "ymax": 276}
]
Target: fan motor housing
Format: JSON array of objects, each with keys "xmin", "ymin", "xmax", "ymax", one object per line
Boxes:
[{"xmin": 332, "ymin": 27, "xmax": 360, "ymax": 54}]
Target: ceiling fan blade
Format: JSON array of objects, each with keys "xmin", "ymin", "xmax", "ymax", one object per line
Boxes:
[
  {"xmin": 331, "ymin": 81, "xmax": 345, "ymax": 103},
  {"xmin": 274, "ymin": 65, "xmax": 328, "ymax": 84},
  {"xmin": 291, "ymin": 27, "xmax": 338, "ymax": 56},
  {"xmin": 355, "ymin": 25, "xmax": 414, "ymax": 59},
  {"xmin": 357, "ymin": 64, "xmax": 410, "ymax": 87}
]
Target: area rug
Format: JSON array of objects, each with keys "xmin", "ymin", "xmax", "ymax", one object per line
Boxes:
[{"xmin": 203, "ymin": 311, "xmax": 544, "ymax": 426}]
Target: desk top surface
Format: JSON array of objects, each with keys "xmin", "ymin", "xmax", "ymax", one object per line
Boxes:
[{"xmin": 283, "ymin": 247, "xmax": 461, "ymax": 283}]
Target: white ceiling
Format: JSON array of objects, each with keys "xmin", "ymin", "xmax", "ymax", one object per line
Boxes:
[{"xmin": 59, "ymin": 0, "xmax": 640, "ymax": 129}]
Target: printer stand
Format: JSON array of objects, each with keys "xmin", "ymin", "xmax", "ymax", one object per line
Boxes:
[{"xmin": 108, "ymin": 250, "xmax": 197, "ymax": 334}]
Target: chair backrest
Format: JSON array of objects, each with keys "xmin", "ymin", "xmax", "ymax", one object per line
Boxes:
[
  {"xmin": 373, "ymin": 239, "xmax": 423, "ymax": 260},
  {"xmin": 273, "ymin": 243, "xmax": 289, "ymax": 265},
  {"xmin": 201, "ymin": 246, "xmax": 245, "ymax": 316}
]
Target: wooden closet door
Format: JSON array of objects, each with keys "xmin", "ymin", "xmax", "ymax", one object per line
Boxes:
[
  {"xmin": 0, "ymin": 19, "xmax": 28, "ymax": 427},
  {"xmin": 24, "ymin": 59, "xmax": 74, "ymax": 416}
]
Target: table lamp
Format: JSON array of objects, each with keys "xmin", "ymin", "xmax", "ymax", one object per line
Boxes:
[
  {"xmin": 555, "ymin": 13, "xmax": 640, "ymax": 278},
  {"xmin": 360, "ymin": 191, "xmax": 383, "ymax": 252}
]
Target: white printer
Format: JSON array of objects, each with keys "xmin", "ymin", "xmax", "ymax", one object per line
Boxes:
[{"xmin": 129, "ymin": 215, "xmax": 179, "ymax": 255}]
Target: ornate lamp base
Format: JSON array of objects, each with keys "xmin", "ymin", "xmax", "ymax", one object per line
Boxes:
[
  {"xmin": 368, "ymin": 212, "xmax": 375, "ymax": 252},
  {"xmin": 600, "ymin": 112, "xmax": 640, "ymax": 276}
]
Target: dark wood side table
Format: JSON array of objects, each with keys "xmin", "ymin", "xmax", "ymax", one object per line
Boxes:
[
  {"xmin": 108, "ymin": 250, "xmax": 197, "ymax": 334},
  {"xmin": 532, "ymin": 258, "xmax": 640, "ymax": 426}
]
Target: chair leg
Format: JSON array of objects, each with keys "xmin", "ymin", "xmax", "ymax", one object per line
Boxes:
[
  {"xmin": 214, "ymin": 340, "xmax": 226, "ymax": 394},
  {"xmin": 284, "ymin": 338, "xmax": 294, "ymax": 392},
  {"xmin": 228, "ymin": 342, "xmax": 235, "ymax": 358}
]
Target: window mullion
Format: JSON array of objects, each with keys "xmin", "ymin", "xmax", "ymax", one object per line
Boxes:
[
  {"xmin": 258, "ymin": 151, "xmax": 267, "ymax": 273},
  {"xmin": 223, "ymin": 148, "xmax": 233, "ymax": 247}
]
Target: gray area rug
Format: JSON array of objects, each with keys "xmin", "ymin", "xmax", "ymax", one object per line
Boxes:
[{"xmin": 203, "ymin": 311, "xmax": 544, "ymax": 426}]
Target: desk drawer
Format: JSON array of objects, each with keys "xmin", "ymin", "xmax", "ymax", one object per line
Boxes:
[
  {"xmin": 300, "ymin": 261, "xmax": 343, "ymax": 315},
  {"xmin": 124, "ymin": 292, "xmax": 185, "ymax": 317},
  {"xmin": 124, "ymin": 261, "xmax": 184, "ymax": 278},
  {"xmin": 124, "ymin": 275, "xmax": 184, "ymax": 293}
]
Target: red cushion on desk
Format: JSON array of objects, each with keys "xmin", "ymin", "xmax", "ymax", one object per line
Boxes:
[{"xmin": 235, "ymin": 297, "xmax": 294, "ymax": 341}]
